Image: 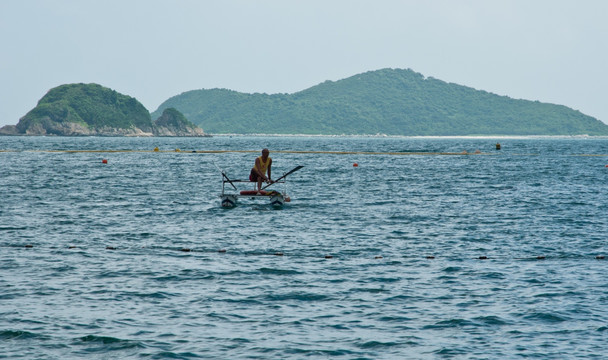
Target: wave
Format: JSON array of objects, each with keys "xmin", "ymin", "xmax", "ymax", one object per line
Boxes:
[
  {"xmin": 0, "ymin": 330, "xmax": 49, "ymax": 340},
  {"xmin": 74, "ymin": 334, "xmax": 146, "ymax": 350}
]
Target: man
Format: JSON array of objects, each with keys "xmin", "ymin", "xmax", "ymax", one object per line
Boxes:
[{"xmin": 249, "ymin": 148, "xmax": 273, "ymax": 192}]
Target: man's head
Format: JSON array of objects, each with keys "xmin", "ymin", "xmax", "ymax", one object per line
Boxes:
[{"xmin": 262, "ymin": 148, "xmax": 269, "ymax": 158}]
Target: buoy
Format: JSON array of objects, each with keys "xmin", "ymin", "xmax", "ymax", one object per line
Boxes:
[
  {"xmin": 102, "ymin": 159, "xmax": 108, "ymax": 164},
  {"xmin": 153, "ymin": 147, "xmax": 159, "ymax": 152},
  {"xmin": 426, "ymin": 256, "xmax": 435, "ymax": 259},
  {"xmin": 180, "ymin": 248, "xmax": 192, "ymax": 252},
  {"xmin": 274, "ymin": 252, "xmax": 284, "ymax": 256},
  {"xmin": 496, "ymin": 143, "xmax": 501, "ymax": 150},
  {"xmin": 374, "ymin": 256, "xmax": 383, "ymax": 259},
  {"xmin": 68, "ymin": 246, "xmax": 77, "ymax": 249},
  {"xmin": 218, "ymin": 249, "xmax": 227, "ymax": 253},
  {"xmin": 24, "ymin": 244, "xmax": 33, "ymax": 248},
  {"xmin": 478, "ymin": 256, "xmax": 488, "ymax": 260},
  {"xmin": 324, "ymin": 255, "xmax": 333, "ymax": 259},
  {"xmin": 596, "ymin": 255, "xmax": 605, "ymax": 260},
  {"xmin": 175, "ymin": 148, "xmax": 180, "ymax": 152},
  {"xmin": 106, "ymin": 246, "xmax": 116, "ymax": 250},
  {"xmin": 605, "ymin": 165, "xmax": 608, "ymax": 168},
  {"xmin": 536, "ymin": 256, "xmax": 546, "ymax": 260},
  {"xmin": 353, "ymin": 163, "xmax": 358, "ymax": 167}
]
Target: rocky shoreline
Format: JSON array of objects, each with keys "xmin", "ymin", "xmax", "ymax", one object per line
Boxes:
[{"xmin": 0, "ymin": 123, "xmax": 209, "ymax": 137}]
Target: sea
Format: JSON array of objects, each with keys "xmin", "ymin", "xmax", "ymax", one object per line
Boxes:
[{"xmin": 1, "ymin": 135, "xmax": 607, "ymax": 359}]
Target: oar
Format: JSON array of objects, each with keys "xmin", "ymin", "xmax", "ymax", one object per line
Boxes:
[
  {"xmin": 262, "ymin": 165, "xmax": 303, "ymax": 190},
  {"xmin": 213, "ymin": 162, "xmax": 237, "ymax": 190},
  {"xmin": 221, "ymin": 172, "xmax": 237, "ymax": 190}
]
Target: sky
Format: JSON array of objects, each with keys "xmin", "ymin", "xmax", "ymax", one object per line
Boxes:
[{"xmin": 1, "ymin": 0, "xmax": 607, "ymax": 127}]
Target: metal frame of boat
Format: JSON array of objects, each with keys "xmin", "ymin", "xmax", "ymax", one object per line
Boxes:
[{"xmin": 219, "ymin": 165, "xmax": 303, "ymax": 208}]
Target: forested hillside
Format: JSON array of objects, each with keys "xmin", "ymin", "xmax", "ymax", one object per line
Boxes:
[
  {"xmin": 152, "ymin": 68, "xmax": 608, "ymax": 136},
  {"xmin": 17, "ymin": 83, "xmax": 153, "ymax": 134},
  {"xmin": 1, "ymin": 83, "xmax": 206, "ymax": 136}
]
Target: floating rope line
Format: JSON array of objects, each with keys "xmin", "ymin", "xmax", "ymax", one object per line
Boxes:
[
  {"xmin": 272, "ymin": 150, "xmax": 493, "ymax": 156},
  {"xmin": 3, "ymin": 149, "xmax": 494, "ymax": 156},
  {"xmin": 2, "ymin": 148, "xmax": 607, "ymax": 156}
]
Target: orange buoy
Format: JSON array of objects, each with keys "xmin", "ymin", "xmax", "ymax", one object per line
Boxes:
[
  {"xmin": 353, "ymin": 163, "xmax": 359, "ymax": 167},
  {"xmin": 102, "ymin": 159, "xmax": 108, "ymax": 164}
]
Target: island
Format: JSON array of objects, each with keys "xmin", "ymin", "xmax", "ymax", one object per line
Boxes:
[
  {"xmin": 3, "ymin": 69, "xmax": 608, "ymax": 136},
  {"xmin": 152, "ymin": 68, "xmax": 608, "ymax": 136},
  {"xmin": 0, "ymin": 83, "xmax": 207, "ymax": 137}
]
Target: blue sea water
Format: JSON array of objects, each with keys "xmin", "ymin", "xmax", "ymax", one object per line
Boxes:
[{"xmin": 1, "ymin": 135, "xmax": 607, "ymax": 359}]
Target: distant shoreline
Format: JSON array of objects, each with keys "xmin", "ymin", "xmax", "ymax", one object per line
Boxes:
[{"xmin": 2, "ymin": 133, "xmax": 608, "ymax": 140}]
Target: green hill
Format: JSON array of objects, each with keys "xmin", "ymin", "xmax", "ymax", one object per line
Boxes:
[
  {"xmin": 151, "ymin": 68, "xmax": 608, "ymax": 136},
  {"xmin": 17, "ymin": 83, "xmax": 154, "ymax": 135},
  {"xmin": 154, "ymin": 107, "xmax": 206, "ymax": 136},
  {"xmin": 5, "ymin": 83, "xmax": 206, "ymax": 136}
]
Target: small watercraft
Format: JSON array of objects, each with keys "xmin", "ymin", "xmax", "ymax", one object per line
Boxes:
[{"xmin": 218, "ymin": 165, "xmax": 303, "ymax": 208}]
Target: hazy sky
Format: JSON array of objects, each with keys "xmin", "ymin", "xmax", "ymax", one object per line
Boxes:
[{"xmin": 1, "ymin": 0, "xmax": 607, "ymax": 127}]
